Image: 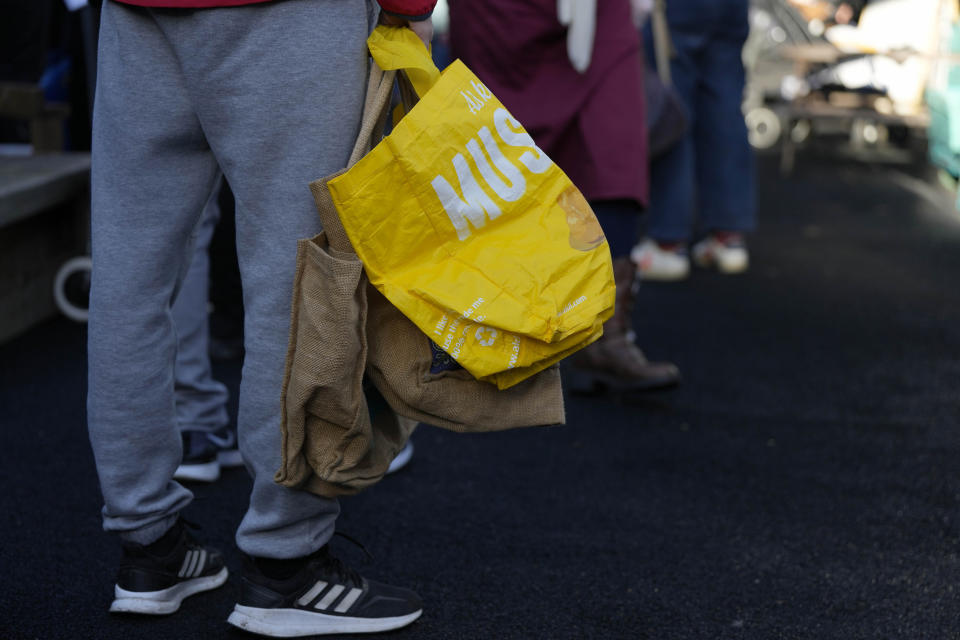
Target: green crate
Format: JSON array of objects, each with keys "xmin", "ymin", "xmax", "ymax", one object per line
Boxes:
[
  {"xmin": 949, "ymin": 23, "xmax": 960, "ymax": 86},
  {"xmin": 927, "ymin": 88, "xmax": 960, "ymax": 155},
  {"xmin": 930, "ymin": 138, "xmax": 960, "ymax": 176}
]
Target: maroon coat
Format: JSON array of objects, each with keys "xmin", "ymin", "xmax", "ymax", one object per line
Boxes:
[
  {"xmin": 114, "ymin": 0, "xmax": 436, "ymax": 19},
  {"xmin": 449, "ymin": 0, "xmax": 648, "ymax": 205}
]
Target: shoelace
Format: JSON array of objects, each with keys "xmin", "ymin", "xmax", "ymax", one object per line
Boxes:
[
  {"xmin": 307, "ymin": 532, "xmax": 375, "ymax": 587},
  {"xmin": 311, "ymin": 547, "xmax": 363, "ymax": 587},
  {"xmin": 179, "ymin": 517, "xmax": 206, "ymax": 548},
  {"xmin": 332, "ymin": 531, "xmax": 374, "ymax": 562}
]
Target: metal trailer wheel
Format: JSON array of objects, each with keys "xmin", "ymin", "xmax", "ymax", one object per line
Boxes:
[
  {"xmin": 851, "ymin": 118, "xmax": 889, "ymax": 148},
  {"xmin": 746, "ymin": 107, "xmax": 782, "ymax": 150},
  {"xmin": 790, "ymin": 119, "xmax": 812, "ymax": 144},
  {"xmin": 54, "ymin": 255, "xmax": 92, "ymax": 323}
]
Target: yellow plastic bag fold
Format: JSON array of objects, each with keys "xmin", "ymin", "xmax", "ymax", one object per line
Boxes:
[{"xmin": 367, "ymin": 26, "xmax": 440, "ymax": 98}]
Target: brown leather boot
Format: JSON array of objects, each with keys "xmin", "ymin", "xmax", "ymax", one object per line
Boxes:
[{"xmin": 566, "ymin": 257, "xmax": 680, "ymax": 393}]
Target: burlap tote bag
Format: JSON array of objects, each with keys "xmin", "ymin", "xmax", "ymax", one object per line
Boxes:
[{"xmin": 277, "ymin": 65, "xmax": 565, "ymax": 498}]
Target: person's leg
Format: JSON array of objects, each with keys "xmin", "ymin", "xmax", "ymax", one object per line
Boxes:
[
  {"xmin": 689, "ymin": 21, "xmax": 754, "ymax": 273},
  {"xmin": 567, "ymin": 200, "xmax": 681, "ymax": 394},
  {"xmin": 634, "ymin": 28, "xmax": 702, "ymax": 280},
  {"xmin": 692, "ymin": 27, "xmax": 755, "ymax": 236},
  {"xmin": 591, "ymin": 200, "xmax": 641, "ymax": 260},
  {"xmin": 208, "ymin": 183, "xmax": 245, "ymax": 361},
  {"xmin": 158, "ymin": 3, "xmax": 423, "ymax": 633},
  {"xmin": 88, "ymin": 2, "xmax": 229, "ymax": 615},
  {"xmin": 160, "ymin": 0, "xmax": 373, "ymax": 560},
  {"xmin": 87, "ymin": 1, "xmax": 221, "ymax": 546},
  {"xmin": 172, "ymin": 174, "xmax": 236, "ymax": 482},
  {"xmin": 642, "ymin": 29, "xmax": 701, "ymax": 244},
  {"xmin": 173, "ymin": 175, "xmax": 229, "ymax": 436}
]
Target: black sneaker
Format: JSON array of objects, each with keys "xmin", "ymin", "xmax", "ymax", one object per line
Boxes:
[
  {"xmin": 174, "ymin": 425, "xmax": 242, "ymax": 483},
  {"xmin": 227, "ymin": 546, "xmax": 422, "ymax": 636},
  {"xmin": 109, "ymin": 519, "xmax": 228, "ymax": 615},
  {"xmin": 207, "ymin": 424, "xmax": 243, "ymax": 469},
  {"xmin": 174, "ymin": 430, "xmax": 220, "ymax": 482}
]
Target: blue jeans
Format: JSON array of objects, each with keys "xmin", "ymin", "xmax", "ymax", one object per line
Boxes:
[{"xmin": 644, "ymin": 17, "xmax": 756, "ymax": 243}]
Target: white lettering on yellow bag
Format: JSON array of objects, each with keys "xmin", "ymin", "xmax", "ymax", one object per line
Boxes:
[
  {"xmin": 493, "ymin": 109, "xmax": 552, "ymax": 174},
  {"xmin": 461, "ymin": 80, "xmax": 494, "ymax": 115},
  {"xmin": 466, "ymin": 127, "xmax": 526, "ymax": 202},
  {"xmin": 431, "ymin": 155, "xmax": 503, "ymax": 241},
  {"xmin": 431, "ymin": 108, "xmax": 555, "ymax": 241},
  {"xmin": 558, "ymin": 295, "xmax": 587, "ymax": 316},
  {"xmin": 508, "ymin": 335, "xmax": 521, "ymax": 369}
]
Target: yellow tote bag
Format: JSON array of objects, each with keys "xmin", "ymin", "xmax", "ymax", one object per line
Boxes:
[{"xmin": 328, "ymin": 27, "xmax": 614, "ymax": 387}]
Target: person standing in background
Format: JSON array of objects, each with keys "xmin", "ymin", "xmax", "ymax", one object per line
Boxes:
[
  {"xmin": 632, "ymin": 0, "xmax": 756, "ymax": 280},
  {"xmin": 449, "ymin": 0, "xmax": 681, "ymax": 394}
]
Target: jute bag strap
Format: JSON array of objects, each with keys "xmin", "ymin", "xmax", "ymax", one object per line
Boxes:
[
  {"xmin": 347, "ymin": 63, "xmax": 398, "ymax": 168},
  {"xmin": 314, "ymin": 62, "xmax": 396, "ymax": 251},
  {"xmin": 396, "ymin": 70, "xmax": 420, "ymax": 114}
]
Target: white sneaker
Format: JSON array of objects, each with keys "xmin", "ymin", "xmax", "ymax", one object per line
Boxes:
[
  {"xmin": 692, "ymin": 233, "xmax": 749, "ymax": 274},
  {"xmin": 630, "ymin": 238, "xmax": 690, "ymax": 281},
  {"xmin": 386, "ymin": 442, "xmax": 414, "ymax": 475}
]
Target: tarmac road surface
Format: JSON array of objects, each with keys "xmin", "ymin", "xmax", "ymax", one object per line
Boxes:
[{"xmin": 2, "ymin": 154, "xmax": 959, "ymax": 639}]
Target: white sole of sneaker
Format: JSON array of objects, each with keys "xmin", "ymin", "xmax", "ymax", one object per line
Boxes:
[
  {"xmin": 693, "ymin": 252, "xmax": 749, "ymax": 274},
  {"xmin": 716, "ymin": 255, "xmax": 749, "ymax": 274},
  {"xmin": 109, "ymin": 567, "xmax": 228, "ymax": 615},
  {"xmin": 217, "ymin": 449, "xmax": 244, "ymax": 468},
  {"xmin": 630, "ymin": 246, "xmax": 690, "ymax": 281},
  {"xmin": 173, "ymin": 460, "xmax": 220, "ymax": 483},
  {"xmin": 226, "ymin": 605, "xmax": 422, "ymax": 636},
  {"xmin": 636, "ymin": 267, "xmax": 689, "ymax": 282},
  {"xmin": 385, "ymin": 442, "xmax": 414, "ymax": 475}
]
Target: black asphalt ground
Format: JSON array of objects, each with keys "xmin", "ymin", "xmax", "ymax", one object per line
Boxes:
[{"xmin": 2, "ymin": 153, "xmax": 959, "ymax": 640}]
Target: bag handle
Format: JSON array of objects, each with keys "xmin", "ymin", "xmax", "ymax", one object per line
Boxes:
[
  {"xmin": 347, "ymin": 63, "xmax": 398, "ymax": 168},
  {"xmin": 344, "ymin": 26, "xmax": 440, "ymax": 167},
  {"xmin": 396, "ymin": 71, "xmax": 420, "ymax": 114},
  {"xmin": 651, "ymin": 0, "xmax": 673, "ymax": 86}
]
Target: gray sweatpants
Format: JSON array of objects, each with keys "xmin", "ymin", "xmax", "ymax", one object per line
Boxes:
[
  {"xmin": 87, "ymin": 0, "xmax": 373, "ymax": 558},
  {"xmin": 172, "ymin": 174, "xmax": 229, "ymax": 435}
]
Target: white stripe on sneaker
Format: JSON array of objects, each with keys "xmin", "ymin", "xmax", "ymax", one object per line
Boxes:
[
  {"xmin": 296, "ymin": 580, "xmax": 328, "ymax": 607},
  {"xmin": 185, "ymin": 550, "xmax": 200, "ymax": 578},
  {"xmin": 192, "ymin": 549, "xmax": 207, "ymax": 577},
  {"xmin": 333, "ymin": 587, "xmax": 364, "ymax": 613},
  {"xmin": 316, "ymin": 584, "xmax": 345, "ymax": 610},
  {"xmin": 178, "ymin": 550, "xmax": 195, "ymax": 578},
  {"xmin": 187, "ymin": 551, "xmax": 200, "ymax": 578}
]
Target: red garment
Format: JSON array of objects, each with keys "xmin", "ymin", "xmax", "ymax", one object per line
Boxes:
[
  {"xmin": 112, "ymin": 0, "xmax": 436, "ymax": 19},
  {"xmin": 449, "ymin": 0, "xmax": 648, "ymax": 205}
]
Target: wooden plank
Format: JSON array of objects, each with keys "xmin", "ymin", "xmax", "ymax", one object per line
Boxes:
[
  {"xmin": 0, "ymin": 153, "xmax": 91, "ymax": 228},
  {"xmin": 0, "ymin": 83, "xmax": 45, "ymax": 118},
  {"xmin": 0, "ymin": 205, "xmax": 84, "ymax": 344}
]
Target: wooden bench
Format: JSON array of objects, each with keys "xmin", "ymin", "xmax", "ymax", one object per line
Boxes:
[{"xmin": 0, "ymin": 83, "xmax": 90, "ymax": 343}]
